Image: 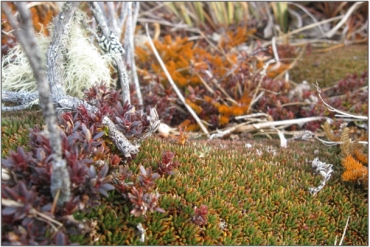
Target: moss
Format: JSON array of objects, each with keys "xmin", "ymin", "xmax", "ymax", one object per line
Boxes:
[
  {"xmin": 66, "ymin": 137, "xmax": 367, "ymax": 245},
  {"xmin": 1, "ymin": 108, "xmax": 367, "ymax": 245},
  {"xmin": 1, "ymin": 107, "xmax": 44, "ymax": 158},
  {"xmin": 290, "ymin": 45, "xmax": 368, "ymax": 87}
]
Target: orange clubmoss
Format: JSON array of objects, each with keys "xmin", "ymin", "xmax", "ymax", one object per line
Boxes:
[
  {"xmin": 185, "ymin": 98, "xmax": 203, "ymax": 115},
  {"xmin": 136, "ymin": 35, "xmax": 201, "ymax": 88},
  {"xmin": 135, "ymin": 28, "xmax": 259, "ymax": 129},
  {"xmin": 177, "ymin": 125, "xmax": 189, "ymax": 145},
  {"xmin": 219, "ymin": 115, "xmax": 230, "ymax": 125},
  {"xmin": 341, "ymin": 154, "xmax": 368, "ymax": 187},
  {"xmin": 220, "ymin": 26, "xmax": 256, "ymax": 50},
  {"xmin": 186, "ymin": 123, "xmax": 200, "ymax": 132},
  {"xmin": 353, "ymin": 149, "xmax": 368, "ymax": 164},
  {"xmin": 257, "ymin": 59, "xmax": 293, "ymax": 78}
]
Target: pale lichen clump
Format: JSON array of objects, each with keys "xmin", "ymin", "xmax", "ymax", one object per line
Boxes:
[
  {"xmin": 64, "ymin": 10, "xmax": 113, "ymax": 97},
  {"xmin": 2, "ymin": 10, "xmax": 113, "ymax": 98},
  {"xmin": 2, "ymin": 35, "xmax": 50, "ymax": 93}
]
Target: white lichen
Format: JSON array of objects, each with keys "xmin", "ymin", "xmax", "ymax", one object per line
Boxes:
[
  {"xmin": 308, "ymin": 158, "xmax": 333, "ymax": 196},
  {"xmin": 64, "ymin": 10, "xmax": 113, "ymax": 97},
  {"xmin": 2, "ymin": 10, "xmax": 114, "ymax": 98},
  {"xmin": 2, "ymin": 35, "xmax": 50, "ymax": 93}
]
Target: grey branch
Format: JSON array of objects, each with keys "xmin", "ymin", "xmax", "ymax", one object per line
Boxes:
[
  {"xmin": 47, "ymin": 2, "xmax": 80, "ymax": 98},
  {"xmin": 123, "ymin": 2, "xmax": 143, "ymax": 105},
  {"xmin": 2, "ymin": 91, "xmax": 39, "ymax": 105},
  {"xmin": 3, "ymin": 2, "xmax": 71, "ymax": 206},
  {"xmin": 88, "ymin": 2, "xmax": 131, "ymax": 105}
]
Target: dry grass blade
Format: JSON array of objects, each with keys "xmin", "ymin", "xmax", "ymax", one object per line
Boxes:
[
  {"xmin": 210, "ymin": 115, "xmax": 330, "ymax": 140},
  {"xmin": 314, "ymin": 82, "xmax": 368, "ymax": 120},
  {"xmin": 227, "ymin": 2, "xmax": 234, "ymax": 25},
  {"xmin": 325, "ymin": 2, "xmax": 363, "ymax": 38},
  {"xmin": 338, "ymin": 216, "xmax": 351, "ymax": 245},
  {"xmin": 145, "ymin": 23, "xmax": 209, "ymax": 137},
  {"xmin": 193, "ymin": 2, "xmax": 204, "ymax": 25},
  {"xmin": 282, "ymin": 15, "xmax": 343, "ymax": 39},
  {"xmin": 288, "ymin": 2, "xmax": 325, "ymax": 36}
]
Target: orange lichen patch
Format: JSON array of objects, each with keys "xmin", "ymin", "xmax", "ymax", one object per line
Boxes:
[
  {"xmin": 135, "ymin": 46, "xmax": 149, "ymax": 63},
  {"xmin": 341, "ymin": 154, "xmax": 368, "ymax": 187},
  {"xmin": 218, "ymin": 105, "xmax": 231, "ymax": 115},
  {"xmin": 203, "ymin": 95, "xmax": 215, "ymax": 104}
]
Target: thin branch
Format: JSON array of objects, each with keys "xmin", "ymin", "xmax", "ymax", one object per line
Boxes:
[
  {"xmin": 325, "ymin": 2, "xmax": 363, "ymax": 38},
  {"xmin": 2, "ymin": 91, "xmax": 39, "ymax": 105}
]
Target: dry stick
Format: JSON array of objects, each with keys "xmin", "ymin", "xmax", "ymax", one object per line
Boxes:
[
  {"xmin": 193, "ymin": 70, "xmax": 215, "ymax": 94},
  {"xmin": 2, "ymin": 199, "xmax": 63, "ymax": 232},
  {"xmin": 209, "ymin": 116, "xmax": 330, "ymax": 140},
  {"xmin": 89, "ymin": 2, "xmax": 130, "ymax": 105},
  {"xmin": 145, "ymin": 23, "xmax": 209, "ymax": 137},
  {"xmin": 287, "ymin": 2, "xmax": 326, "ymax": 36},
  {"xmin": 3, "ymin": 2, "xmax": 71, "ymax": 206}
]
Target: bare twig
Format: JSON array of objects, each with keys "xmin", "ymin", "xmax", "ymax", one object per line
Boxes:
[
  {"xmin": 106, "ymin": 2, "xmax": 120, "ymax": 35},
  {"xmin": 247, "ymin": 59, "xmax": 276, "ymax": 113}
]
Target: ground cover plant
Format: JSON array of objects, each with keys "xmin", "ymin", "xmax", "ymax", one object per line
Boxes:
[{"xmin": 1, "ymin": 1, "xmax": 368, "ymax": 245}]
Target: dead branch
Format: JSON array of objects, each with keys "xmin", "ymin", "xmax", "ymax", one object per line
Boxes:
[{"xmin": 2, "ymin": 2, "xmax": 71, "ymax": 206}]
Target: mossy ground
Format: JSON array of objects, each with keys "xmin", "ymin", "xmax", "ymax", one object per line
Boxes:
[
  {"xmin": 290, "ymin": 44, "xmax": 368, "ymax": 87},
  {"xmin": 1, "ymin": 108, "xmax": 368, "ymax": 245}
]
